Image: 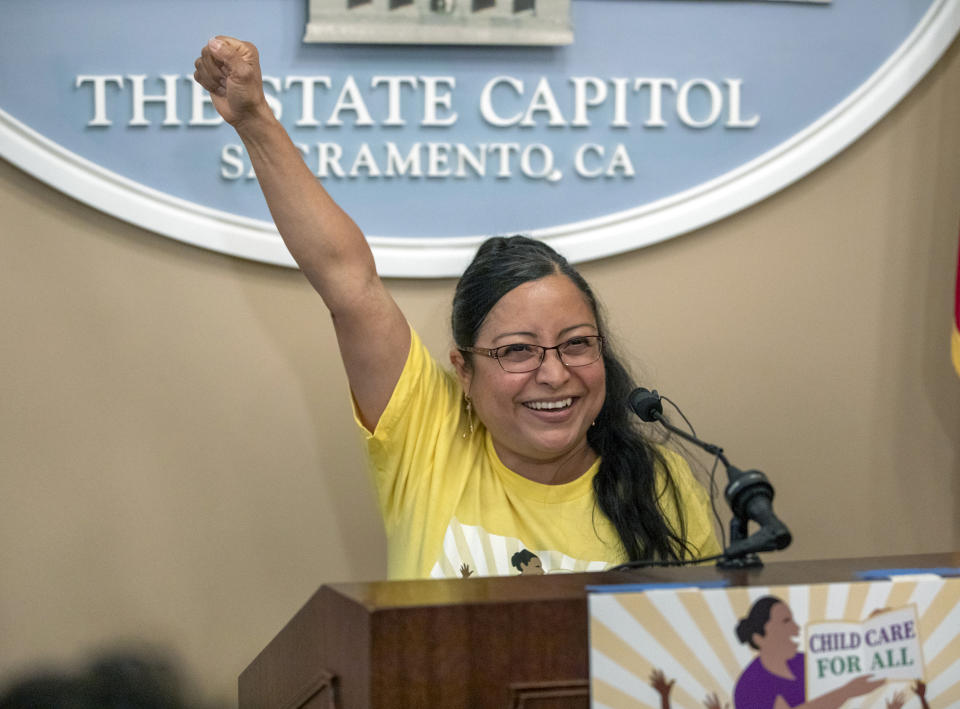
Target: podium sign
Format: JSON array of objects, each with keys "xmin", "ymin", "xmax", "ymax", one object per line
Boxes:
[{"xmin": 588, "ymin": 575, "xmax": 960, "ymax": 709}]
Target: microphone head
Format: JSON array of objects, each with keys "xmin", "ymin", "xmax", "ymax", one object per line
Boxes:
[{"xmin": 629, "ymin": 387, "xmax": 663, "ymax": 422}]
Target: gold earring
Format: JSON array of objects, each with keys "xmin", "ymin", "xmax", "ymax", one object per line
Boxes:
[{"xmin": 462, "ymin": 394, "xmax": 474, "ymax": 438}]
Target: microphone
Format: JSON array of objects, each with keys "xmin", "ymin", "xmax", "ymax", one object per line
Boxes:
[
  {"xmin": 629, "ymin": 387, "xmax": 791, "ymax": 567},
  {"xmin": 628, "ymin": 387, "xmax": 663, "ymax": 422},
  {"xmin": 629, "ymin": 388, "xmax": 723, "ymax": 457}
]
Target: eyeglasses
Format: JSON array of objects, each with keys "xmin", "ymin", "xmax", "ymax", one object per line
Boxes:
[{"xmin": 459, "ymin": 335, "xmax": 605, "ymax": 373}]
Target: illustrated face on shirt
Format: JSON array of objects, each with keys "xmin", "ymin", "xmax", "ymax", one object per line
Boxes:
[
  {"xmin": 451, "ymin": 273, "xmax": 606, "ymax": 481},
  {"xmin": 519, "ymin": 557, "xmax": 545, "ymax": 575}
]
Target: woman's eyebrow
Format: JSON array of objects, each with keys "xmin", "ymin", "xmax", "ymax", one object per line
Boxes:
[
  {"xmin": 491, "ymin": 323, "xmax": 597, "ymax": 344},
  {"xmin": 491, "ymin": 331, "xmax": 537, "ymax": 343},
  {"xmin": 559, "ymin": 323, "xmax": 598, "ymax": 337}
]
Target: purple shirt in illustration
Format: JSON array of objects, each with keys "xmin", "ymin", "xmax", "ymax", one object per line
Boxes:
[{"xmin": 734, "ymin": 653, "xmax": 805, "ymax": 709}]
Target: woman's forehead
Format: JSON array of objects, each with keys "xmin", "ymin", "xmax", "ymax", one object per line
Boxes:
[{"xmin": 478, "ymin": 274, "xmax": 597, "ymax": 338}]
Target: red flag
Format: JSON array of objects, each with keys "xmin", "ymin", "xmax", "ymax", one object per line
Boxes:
[{"xmin": 954, "ymin": 228, "xmax": 960, "ymax": 377}]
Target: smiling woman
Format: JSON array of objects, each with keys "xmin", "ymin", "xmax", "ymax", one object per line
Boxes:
[
  {"xmin": 451, "ymin": 271, "xmax": 607, "ymax": 483},
  {"xmin": 193, "ymin": 34, "xmax": 719, "ymax": 579}
]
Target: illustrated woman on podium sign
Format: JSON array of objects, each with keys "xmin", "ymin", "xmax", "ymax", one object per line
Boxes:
[{"xmin": 734, "ymin": 597, "xmax": 881, "ymax": 709}]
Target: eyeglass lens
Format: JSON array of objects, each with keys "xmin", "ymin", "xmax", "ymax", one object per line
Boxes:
[{"xmin": 496, "ymin": 337, "xmax": 602, "ymax": 372}]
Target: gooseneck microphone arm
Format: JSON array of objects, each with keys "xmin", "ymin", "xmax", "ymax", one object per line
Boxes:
[{"xmin": 628, "ymin": 388, "xmax": 792, "ymax": 568}]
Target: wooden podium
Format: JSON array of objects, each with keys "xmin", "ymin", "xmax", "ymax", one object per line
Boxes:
[{"xmin": 238, "ymin": 552, "xmax": 958, "ymax": 709}]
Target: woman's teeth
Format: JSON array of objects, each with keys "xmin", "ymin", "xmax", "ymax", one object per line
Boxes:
[{"xmin": 525, "ymin": 398, "xmax": 573, "ymax": 411}]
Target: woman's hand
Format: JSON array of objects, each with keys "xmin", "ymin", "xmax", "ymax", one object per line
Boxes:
[
  {"xmin": 838, "ymin": 674, "xmax": 885, "ymax": 700},
  {"xmin": 193, "ymin": 36, "xmax": 269, "ymax": 128}
]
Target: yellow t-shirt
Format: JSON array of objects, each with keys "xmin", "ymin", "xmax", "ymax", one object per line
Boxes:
[{"xmin": 355, "ymin": 327, "xmax": 720, "ymax": 580}]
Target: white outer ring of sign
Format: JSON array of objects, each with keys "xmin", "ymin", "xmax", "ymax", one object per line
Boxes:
[{"xmin": 2, "ymin": 0, "xmax": 959, "ymax": 278}]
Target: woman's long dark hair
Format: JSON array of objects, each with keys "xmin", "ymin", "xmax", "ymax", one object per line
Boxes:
[{"xmin": 452, "ymin": 236, "xmax": 693, "ymax": 562}]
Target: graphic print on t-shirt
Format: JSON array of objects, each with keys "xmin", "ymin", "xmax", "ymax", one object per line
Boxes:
[{"xmin": 429, "ymin": 516, "xmax": 610, "ymax": 578}]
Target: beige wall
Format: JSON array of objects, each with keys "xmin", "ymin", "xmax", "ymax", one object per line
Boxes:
[{"xmin": 2, "ymin": 37, "xmax": 958, "ymax": 706}]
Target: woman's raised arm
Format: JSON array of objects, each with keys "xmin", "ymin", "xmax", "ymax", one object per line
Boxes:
[{"xmin": 193, "ymin": 37, "xmax": 409, "ymax": 429}]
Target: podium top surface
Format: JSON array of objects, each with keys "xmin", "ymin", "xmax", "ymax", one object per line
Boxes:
[{"xmin": 321, "ymin": 551, "xmax": 960, "ymax": 611}]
